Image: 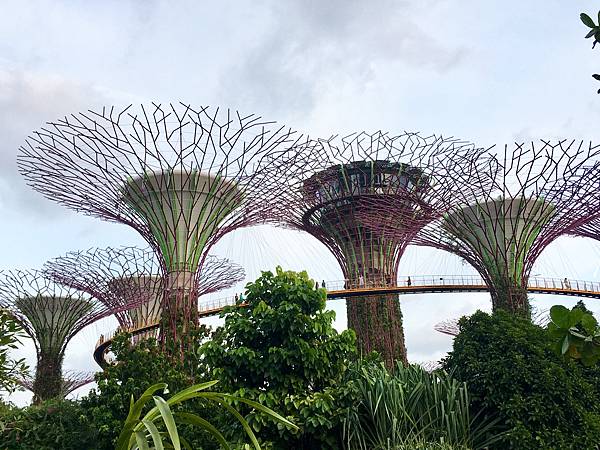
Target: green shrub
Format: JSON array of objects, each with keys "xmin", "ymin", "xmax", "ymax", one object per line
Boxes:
[
  {"xmin": 342, "ymin": 361, "xmax": 500, "ymax": 450},
  {"xmin": 200, "ymin": 266, "xmax": 357, "ymax": 449},
  {"xmin": 443, "ymin": 310, "xmax": 600, "ymax": 449},
  {"xmin": 0, "ymin": 399, "xmax": 98, "ymax": 450},
  {"xmin": 82, "ymin": 329, "xmax": 219, "ymax": 450}
]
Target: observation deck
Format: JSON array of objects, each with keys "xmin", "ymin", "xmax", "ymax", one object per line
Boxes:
[{"xmin": 93, "ymin": 275, "xmax": 600, "ymax": 367}]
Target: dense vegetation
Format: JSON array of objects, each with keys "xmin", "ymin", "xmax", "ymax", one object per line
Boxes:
[
  {"xmin": 443, "ymin": 309, "xmax": 600, "ymax": 449},
  {"xmin": 1, "ymin": 269, "xmax": 600, "ymax": 449}
]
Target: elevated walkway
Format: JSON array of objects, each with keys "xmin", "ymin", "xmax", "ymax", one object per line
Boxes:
[{"xmin": 93, "ymin": 275, "xmax": 600, "ymax": 367}]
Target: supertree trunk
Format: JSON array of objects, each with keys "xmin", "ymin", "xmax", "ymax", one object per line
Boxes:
[
  {"xmin": 32, "ymin": 350, "xmax": 63, "ymax": 404},
  {"xmin": 347, "ymin": 293, "xmax": 407, "ymax": 367},
  {"xmin": 490, "ymin": 281, "xmax": 530, "ymax": 317},
  {"xmin": 160, "ymin": 272, "xmax": 199, "ymax": 355}
]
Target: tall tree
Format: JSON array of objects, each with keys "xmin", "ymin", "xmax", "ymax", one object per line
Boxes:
[{"xmin": 201, "ymin": 267, "xmax": 357, "ymax": 449}]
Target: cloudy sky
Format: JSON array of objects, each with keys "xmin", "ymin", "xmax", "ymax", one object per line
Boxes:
[{"xmin": 2, "ymin": 0, "xmax": 600, "ymax": 405}]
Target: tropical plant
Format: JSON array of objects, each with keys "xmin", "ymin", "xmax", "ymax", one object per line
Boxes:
[
  {"xmin": 0, "ymin": 309, "xmax": 29, "ymax": 397},
  {"xmin": 547, "ymin": 302, "xmax": 600, "ymax": 366},
  {"xmin": 342, "ymin": 361, "xmax": 501, "ymax": 450},
  {"xmin": 443, "ymin": 310, "xmax": 600, "ymax": 449},
  {"xmin": 0, "ymin": 399, "xmax": 98, "ymax": 450},
  {"xmin": 116, "ymin": 381, "xmax": 297, "ymax": 450},
  {"xmin": 83, "ymin": 329, "xmax": 216, "ymax": 450},
  {"xmin": 200, "ymin": 266, "xmax": 357, "ymax": 449}
]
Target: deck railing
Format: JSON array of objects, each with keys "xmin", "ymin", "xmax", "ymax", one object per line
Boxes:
[{"xmin": 94, "ymin": 275, "xmax": 600, "ymax": 366}]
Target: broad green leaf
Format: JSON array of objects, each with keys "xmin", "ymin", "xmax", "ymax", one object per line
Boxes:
[
  {"xmin": 142, "ymin": 419, "xmax": 164, "ymax": 450},
  {"xmin": 153, "ymin": 396, "xmax": 180, "ymax": 450},
  {"xmin": 127, "ymin": 383, "xmax": 168, "ymax": 424},
  {"xmin": 221, "ymin": 394, "xmax": 298, "ymax": 430},
  {"xmin": 175, "ymin": 412, "xmax": 230, "ymax": 449},
  {"xmin": 581, "ymin": 313, "xmax": 598, "ymax": 334},
  {"xmin": 550, "ymin": 305, "xmax": 571, "ymax": 328},
  {"xmin": 213, "ymin": 398, "xmax": 261, "ymax": 450},
  {"xmin": 561, "ymin": 335, "xmax": 570, "ymax": 355},
  {"xmin": 568, "ymin": 308, "xmax": 584, "ymax": 327},
  {"xmin": 581, "ymin": 13, "xmax": 596, "ymax": 28},
  {"xmin": 135, "ymin": 431, "xmax": 150, "ymax": 450},
  {"xmin": 166, "ymin": 380, "xmax": 219, "ymax": 406}
]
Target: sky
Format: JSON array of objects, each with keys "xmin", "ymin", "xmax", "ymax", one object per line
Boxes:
[{"xmin": 2, "ymin": 0, "xmax": 600, "ymax": 405}]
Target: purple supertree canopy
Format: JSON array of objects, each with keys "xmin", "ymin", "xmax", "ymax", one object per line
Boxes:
[
  {"xmin": 0, "ymin": 270, "xmax": 124, "ymax": 402},
  {"xmin": 17, "ymin": 103, "xmax": 301, "ymax": 278},
  {"xmin": 260, "ymin": 130, "xmax": 492, "ymax": 367},
  {"xmin": 570, "ymin": 219, "xmax": 600, "ymax": 240},
  {"xmin": 18, "ymin": 370, "xmax": 95, "ymax": 398},
  {"xmin": 17, "ymin": 102, "xmax": 303, "ymax": 348},
  {"xmin": 44, "ymin": 246, "xmax": 245, "ymax": 329},
  {"xmin": 0, "ymin": 270, "xmax": 127, "ymax": 357},
  {"xmin": 411, "ymin": 140, "xmax": 600, "ymax": 315},
  {"xmin": 266, "ymin": 130, "xmax": 492, "ymax": 285},
  {"xmin": 434, "ymin": 319, "xmax": 460, "ymax": 337}
]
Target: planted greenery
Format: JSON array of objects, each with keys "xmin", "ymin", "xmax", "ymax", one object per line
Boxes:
[
  {"xmin": 200, "ymin": 266, "xmax": 357, "ymax": 449},
  {"xmin": 0, "ymin": 399, "xmax": 98, "ymax": 450},
  {"xmin": 444, "ymin": 310, "xmax": 600, "ymax": 449},
  {"xmin": 342, "ymin": 362, "xmax": 501, "ymax": 450},
  {"xmin": 547, "ymin": 302, "xmax": 600, "ymax": 366},
  {"xmin": 116, "ymin": 381, "xmax": 297, "ymax": 450},
  {"xmin": 0, "ymin": 309, "xmax": 29, "ymax": 396},
  {"xmin": 83, "ymin": 329, "xmax": 216, "ymax": 450}
]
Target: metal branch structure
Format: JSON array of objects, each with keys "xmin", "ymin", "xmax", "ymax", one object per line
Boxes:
[
  {"xmin": 44, "ymin": 246, "xmax": 245, "ymax": 335},
  {"xmin": 264, "ymin": 131, "xmax": 492, "ymax": 367},
  {"xmin": 570, "ymin": 216, "xmax": 600, "ymax": 240},
  {"xmin": 18, "ymin": 102, "xmax": 302, "ymax": 354},
  {"xmin": 0, "ymin": 270, "xmax": 124, "ymax": 403},
  {"xmin": 18, "ymin": 370, "xmax": 95, "ymax": 398},
  {"xmin": 434, "ymin": 319, "xmax": 461, "ymax": 337},
  {"xmin": 409, "ymin": 141, "xmax": 600, "ymax": 316}
]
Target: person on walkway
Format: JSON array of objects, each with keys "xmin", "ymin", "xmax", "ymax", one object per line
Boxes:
[
  {"xmin": 359, "ymin": 274, "xmax": 365, "ymax": 288},
  {"xmin": 564, "ymin": 277, "xmax": 571, "ymax": 289},
  {"xmin": 315, "ymin": 281, "xmax": 320, "ymax": 290},
  {"xmin": 407, "ymin": 276, "xmax": 412, "ymax": 287},
  {"xmin": 321, "ymin": 280, "xmax": 326, "ymax": 289}
]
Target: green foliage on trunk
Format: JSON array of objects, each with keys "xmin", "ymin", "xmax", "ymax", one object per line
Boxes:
[
  {"xmin": 443, "ymin": 310, "xmax": 600, "ymax": 449},
  {"xmin": 200, "ymin": 266, "xmax": 357, "ymax": 449}
]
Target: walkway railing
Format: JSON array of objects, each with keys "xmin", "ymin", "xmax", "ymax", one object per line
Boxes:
[{"xmin": 93, "ymin": 275, "xmax": 600, "ymax": 367}]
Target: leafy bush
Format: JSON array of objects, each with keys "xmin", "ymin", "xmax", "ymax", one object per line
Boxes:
[
  {"xmin": 200, "ymin": 266, "xmax": 357, "ymax": 449},
  {"xmin": 443, "ymin": 310, "xmax": 600, "ymax": 449},
  {"xmin": 0, "ymin": 399, "xmax": 98, "ymax": 450},
  {"xmin": 0, "ymin": 309, "xmax": 29, "ymax": 396},
  {"xmin": 117, "ymin": 381, "xmax": 297, "ymax": 450},
  {"xmin": 83, "ymin": 328, "xmax": 218, "ymax": 450},
  {"xmin": 547, "ymin": 301, "xmax": 600, "ymax": 365},
  {"xmin": 342, "ymin": 361, "xmax": 501, "ymax": 450}
]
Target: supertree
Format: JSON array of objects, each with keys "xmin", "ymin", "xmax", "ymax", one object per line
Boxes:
[
  {"xmin": 264, "ymin": 131, "xmax": 492, "ymax": 366},
  {"xmin": 18, "ymin": 103, "xmax": 302, "ymax": 355},
  {"xmin": 44, "ymin": 246, "xmax": 245, "ymax": 333},
  {"xmin": 0, "ymin": 270, "xmax": 128, "ymax": 403},
  {"xmin": 18, "ymin": 370, "xmax": 95, "ymax": 399},
  {"xmin": 433, "ymin": 319, "xmax": 460, "ymax": 337},
  {"xmin": 406, "ymin": 141, "xmax": 600, "ymax": 316}
]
